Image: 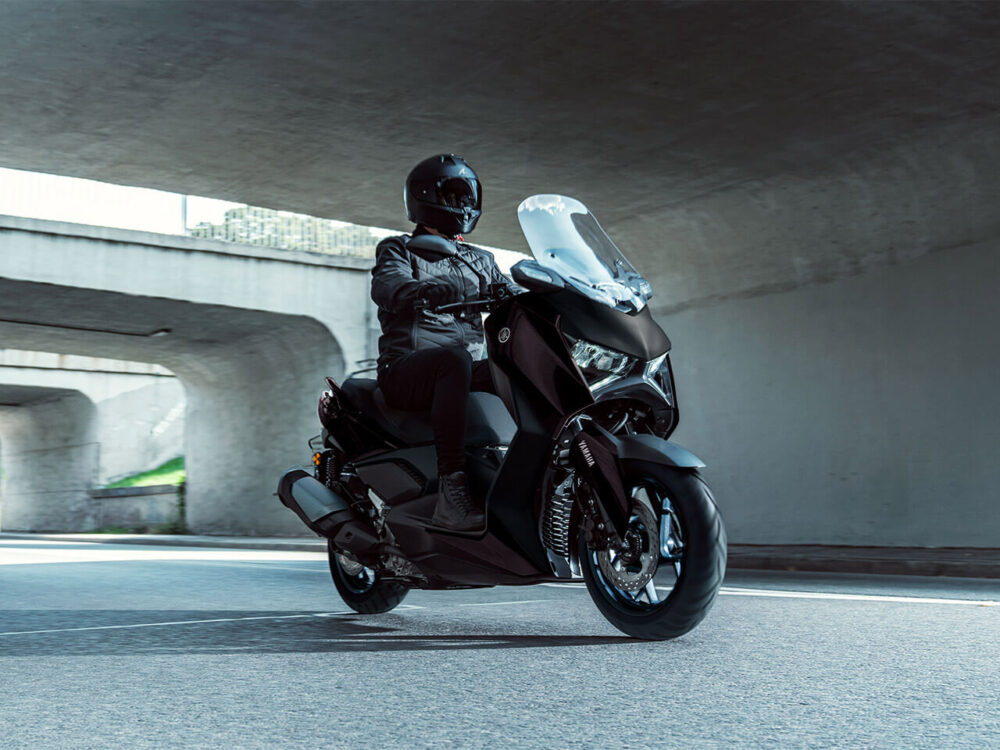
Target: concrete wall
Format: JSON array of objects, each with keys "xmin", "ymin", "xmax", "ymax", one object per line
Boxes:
[
  {"xmin": 663, "ymin": 238, "xmax": 1000, "ymax": 547},
  {"xmin": 97, "ymin": 379, "xmax": 184, "ymax": 485},
  {"xmin": 0, "ymin": 389, "xmax": 98, "ymax": 531},
  {"xmin": 90, "ymin": 486, "xmax": 182, "ymax": 531},
  {"xmin": 0, "ymin": 362, "xmax": 185, "ymax": 531},
  {"xmin": 0, "ymin": 359, "xmax": 184, "ymax": 484}
]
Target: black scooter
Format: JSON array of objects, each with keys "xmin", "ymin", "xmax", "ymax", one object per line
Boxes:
[{"xmin": 277, "ymin": 195, "xmax": 726, "ymax": 639}]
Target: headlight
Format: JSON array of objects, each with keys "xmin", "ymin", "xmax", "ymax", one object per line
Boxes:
[
  {"xmin": 644, "ymin": 353, "xmax": 673, "ymax": 406},
  {"xmin": 571, "ymin": 339, "xmax": 636, "ymax": 390}
]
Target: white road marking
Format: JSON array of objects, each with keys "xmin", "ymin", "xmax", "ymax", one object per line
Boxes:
[
  {"xmin": 0, "ymin": 611, "xmax": 353, "ymax": 637},
  {"xmin": 545, "ymin": 581, "xmax": 997, "ymax": 607},
  {"xmin": 178, "ymin": 561, "xmax": 329, "ymax": 573},
  {"xmin": 457, "ymin": 600, "xmax": 547, "ymax": 607},
  {"xmin": 0, "ymin": 546, "xmax": 326, "ymax": 566},
  {"xmin": 715, "ymin": 587, "xmax": 998, "ymax": 606}
]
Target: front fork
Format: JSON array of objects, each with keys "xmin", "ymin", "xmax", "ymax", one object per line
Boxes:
[{"xmin": 564, "ymin": 416, "xmax": 632, "ymax": 548}]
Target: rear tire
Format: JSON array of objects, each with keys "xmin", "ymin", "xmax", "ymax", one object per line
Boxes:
[
  {"xmin": 579, "ymin": 465, "xmax": 726, "ymax": 640},
  {"xmin": 327, "ymin": 540, "xmax": 409, "ymax": 614}
]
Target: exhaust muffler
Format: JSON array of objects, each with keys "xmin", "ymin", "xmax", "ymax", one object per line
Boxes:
[{"xmin": 277, "ymin": 467, "xmax": 378, "ymax": 554}]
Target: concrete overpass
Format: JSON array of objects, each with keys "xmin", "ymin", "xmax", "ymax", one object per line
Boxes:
[
  {"xmin": 1, "ymin": 1, "xmax": 998, "ymax": 546},
  {"xmin": 0, "ymin": 215, "xmax": 373, "ymax": 534}
]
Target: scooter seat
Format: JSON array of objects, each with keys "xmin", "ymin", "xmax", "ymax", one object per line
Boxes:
[{"xmin": 340, "ymin": 377, "xmax": 516, "ymax": 448}]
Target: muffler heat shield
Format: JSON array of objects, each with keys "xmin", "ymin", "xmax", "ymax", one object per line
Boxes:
[{"xmin": 277, "ymin": 467, "xmax": 362, "ymax": 541}]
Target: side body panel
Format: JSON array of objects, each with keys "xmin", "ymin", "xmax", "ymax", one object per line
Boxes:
[
  {"xmin": 318, "ymin": 291, "xmax": 682, "ymax": 587},
  {"xmin": 355, "ymin": 444, "xmax": 556, "ymax": 584}
]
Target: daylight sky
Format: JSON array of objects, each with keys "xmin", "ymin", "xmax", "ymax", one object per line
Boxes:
[
  {"xmin": 0, "ymin": 167, "xmax": 257, "ymax": 234},
  {"xmin": 0, "ymin": 166, "xmax": 525, "ymax": 270}
]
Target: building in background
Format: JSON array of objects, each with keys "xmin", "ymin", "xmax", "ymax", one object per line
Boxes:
[{"xmin": 189, "ymin": 205, "xmax": 391, "ymax": 257}]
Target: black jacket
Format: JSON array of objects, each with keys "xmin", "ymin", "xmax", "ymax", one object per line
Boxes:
[{"xmin": 371, "ymin": 229, "xmax": 514, "ymax": 367}]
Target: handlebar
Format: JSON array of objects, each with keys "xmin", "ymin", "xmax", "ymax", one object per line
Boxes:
[
  {"xmin": 414, "ymin": 283, "xmax": 513, "ymax": 316},
  {"xmin": 433, "ymin": 297, "xmax": 496, "ymax": 314}
]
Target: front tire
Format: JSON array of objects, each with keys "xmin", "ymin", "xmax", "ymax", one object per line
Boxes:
[
  {"xmin": 327, "ymin": 540, "xmax": 409, "ymax": 614},
  {"xmin": 579, "ymin": 465, "xmax": 726, "ymax": 640}
]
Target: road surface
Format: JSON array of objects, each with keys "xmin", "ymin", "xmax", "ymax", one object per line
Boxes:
[{"xmin": 1, "ymin": 538, "xmax": 997, "ymax": 748}]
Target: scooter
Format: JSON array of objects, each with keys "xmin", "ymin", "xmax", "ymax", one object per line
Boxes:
[{"xmin": 277, "ymin": 194, "xmax": 726, "ymax": 639}]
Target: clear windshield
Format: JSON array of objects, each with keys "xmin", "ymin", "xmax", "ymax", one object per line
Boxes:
[{"xmin": 517, "ymin": 194, "xmax": 651, "ymax": 312}]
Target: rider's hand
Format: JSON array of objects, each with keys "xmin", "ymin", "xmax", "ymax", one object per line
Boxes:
[
  {"xmin": 489, "ymin": 282, "xmax": 512, "ymax": 301},
  {"xmin": 424, "ymin": 275, "xmax": 467, "ymax": 307}
]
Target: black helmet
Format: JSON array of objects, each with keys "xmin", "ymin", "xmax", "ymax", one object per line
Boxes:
[{"xmin": 404, "ymin": 154, "xmax": 482, "ymax": 236}]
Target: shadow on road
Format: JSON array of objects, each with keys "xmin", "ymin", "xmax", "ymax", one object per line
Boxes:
[{"xmin": 0, "ymin": 610, "xmax": 636, "ymax": 655}]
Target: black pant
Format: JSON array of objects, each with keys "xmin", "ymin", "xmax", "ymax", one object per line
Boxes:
[{"xmin": 378, "ymin": 346, "xmax": 495, "ymax": 475}]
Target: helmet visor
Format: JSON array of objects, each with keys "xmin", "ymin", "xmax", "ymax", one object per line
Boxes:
[{"xmin": 434, "ymin": 177, "xmax": 481, "ymax": 210}]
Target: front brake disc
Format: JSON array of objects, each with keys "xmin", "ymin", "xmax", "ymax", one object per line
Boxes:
[{"xmin": 596, "ymin": 494, "xmax": 659, "ymax": 592}]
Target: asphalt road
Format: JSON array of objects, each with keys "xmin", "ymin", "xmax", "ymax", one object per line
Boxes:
[{"xmin": 1, "ymin": 539, "xmax": 997, "ymax": 749}]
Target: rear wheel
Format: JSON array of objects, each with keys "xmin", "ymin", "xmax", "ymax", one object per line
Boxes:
[
  {"xmin": 579, "ymin": 465, "xmax": 726, "ymax": 640},
  {"xmin": 327, "ymin": 540, "xmax": 409, "ymax": 614}
]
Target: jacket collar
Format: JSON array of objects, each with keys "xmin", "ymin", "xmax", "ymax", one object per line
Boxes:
[{"xmin": 410, "ymin": 226, "xmax": 473, "ymax": 256}]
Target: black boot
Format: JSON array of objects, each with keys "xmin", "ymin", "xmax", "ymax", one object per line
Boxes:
[{"xmin": 431, "ymin": 471, "xmax": 485, "ymax": 533}]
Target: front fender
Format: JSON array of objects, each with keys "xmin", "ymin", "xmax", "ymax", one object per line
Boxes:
[
  {"xmin": 568, "ymin": 425, "xmax": 704, "ymax": 541},
  {"xmin": 599, "ymin": 430, "xmax": 706, "ymax": 468}
]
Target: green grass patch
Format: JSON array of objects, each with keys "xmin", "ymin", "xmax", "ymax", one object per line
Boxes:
[
  {"xmin": 106, "ymin": 456, "xmax": 185, "ymax": 489},
  {"xmin": 88, "ymin": 526, "xmax": 134, "ymax": 534}
]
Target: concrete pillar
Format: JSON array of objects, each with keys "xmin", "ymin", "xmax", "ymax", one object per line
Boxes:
[
  {"xmin": 0, "ymin": 388, "xmax": 98, "ymax": 531},
  {"xmin": 166, "ymin": 316, "xmax": 344, "ymax": 535}
]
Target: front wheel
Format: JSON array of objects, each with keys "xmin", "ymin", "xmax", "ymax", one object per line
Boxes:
[
  {"xmin": 327, "ymin": 540, "xmax": 409, "ymax": 614},
  {"xmin": 579, "ymin": 465, "xmax": 726, "ymax": 640}
]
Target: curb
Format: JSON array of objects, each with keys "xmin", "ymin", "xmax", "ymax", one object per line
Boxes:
[
  {"xmin": 727, "ymin": 545, "xmax": 1000, "ymax": 579},
  {"xmin": 3, "ymin": 534, "xmax": 998, "ymax": 578},
  {"xmin": 0, "ymin": 532, "xmax": 326, "ymax": 553}
]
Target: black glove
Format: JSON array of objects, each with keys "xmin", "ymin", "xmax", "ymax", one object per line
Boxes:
[{"xmin": 423, "ymin": 275, "xmax": 468, "ymax": 307}]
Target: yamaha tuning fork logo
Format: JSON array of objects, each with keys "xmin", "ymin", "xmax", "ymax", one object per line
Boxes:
[{"xmin": 498, "ymin": 327, "xmax": 511, "ymax": 343}]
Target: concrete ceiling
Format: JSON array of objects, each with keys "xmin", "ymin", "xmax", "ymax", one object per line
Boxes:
[
  {"xmin": 0, "ymin": 384, "xmax": 79, "ymax": 407},
  {"xmin": 1, "ymin": 1, "xmax": 997, "ymax": 308}
]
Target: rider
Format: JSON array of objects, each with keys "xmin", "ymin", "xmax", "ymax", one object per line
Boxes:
[{"xmin": 370, "ymin": 154, "xmax": 515, "ymax": 532}]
